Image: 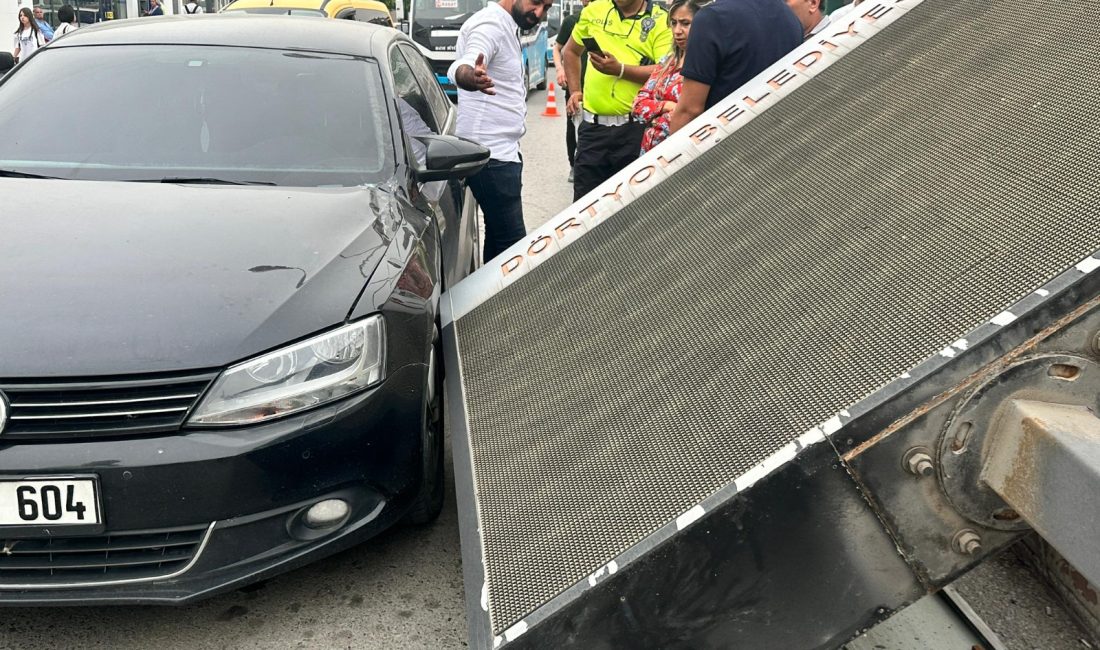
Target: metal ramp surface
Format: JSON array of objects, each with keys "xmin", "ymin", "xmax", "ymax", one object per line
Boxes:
[{"xmin": 441, "ymin": 0, "xmax": 1100, "ymax": 647}]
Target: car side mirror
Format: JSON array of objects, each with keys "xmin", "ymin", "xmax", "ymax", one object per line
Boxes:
[
  {"xmin": 412, "ymin": 134, "xmax": 490, "ymax": 183},
  {"xmin": 0, "ymin": 52, "xmax": 14, "ymax": 75}
]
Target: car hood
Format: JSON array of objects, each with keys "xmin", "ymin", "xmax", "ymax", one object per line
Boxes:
[{"xmin": 0, "ymin": 179, "xmax": 403, "ymax": 377}]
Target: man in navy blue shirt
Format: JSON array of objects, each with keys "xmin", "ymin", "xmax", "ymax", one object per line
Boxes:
[{"xmin": 669, "ymin": 0, "xmax": 801, "ymax": 134}]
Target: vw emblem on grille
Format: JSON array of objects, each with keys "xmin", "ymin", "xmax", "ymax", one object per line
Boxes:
[{"xmin": 0, "ymin": 392, "xmax": 7, "ymax": 435}]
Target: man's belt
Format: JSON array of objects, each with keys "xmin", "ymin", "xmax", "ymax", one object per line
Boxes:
[{"xmin": 581, "ymin": 110, "xmax": 636, "ymax": 127}]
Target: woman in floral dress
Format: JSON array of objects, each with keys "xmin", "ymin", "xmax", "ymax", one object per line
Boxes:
[{"xmin": 631, "ymin": 0, "xmax": 701, "ymax": 154}]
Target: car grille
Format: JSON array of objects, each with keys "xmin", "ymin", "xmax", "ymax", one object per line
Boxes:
[
  {"xmin": 0, "ymin": 524, "xmax": 212, "ymax": 587},
  {"xmin": 0, "ymin": 371, "xmax": 217, "ymax": 439}
]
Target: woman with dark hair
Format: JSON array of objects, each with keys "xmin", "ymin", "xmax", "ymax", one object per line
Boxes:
[
  {"xmin": 12, "ymin": 7, "xmax": 45, "ymax": 63},
  {"xmin": 55, "ymin": 5, "xmax": 78, "ymax": 38},
  {"xmin": 630, "ymin": 0, "xmax": 702, "ymax": 154}
]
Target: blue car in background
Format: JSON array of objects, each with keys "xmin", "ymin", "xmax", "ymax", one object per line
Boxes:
[{"xmin": 521, "ymin": 22, "xmax": 548, "ymax": 91}]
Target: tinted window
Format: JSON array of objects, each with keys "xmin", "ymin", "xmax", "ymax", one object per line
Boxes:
[
  {"xmin": 355, "ymin": 8, "xmax": 392, "ymax": 25},
  {"xmin": 391, "ymin": 49, "xmax": 441, "ymax": 131},
  {"xmin": 390, "ymin": 47, "xmax": 443, "ymax": 170},
  {"xmin": 398, "ymin": 44, "xmax": 451, "ymax": 129},
  {"xmin": 0, "ymin": 45, "xmax": 392, "ymax": 187}
]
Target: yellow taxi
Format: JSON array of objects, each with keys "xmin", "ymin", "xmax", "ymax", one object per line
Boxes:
[{"xmin": 221, "ymin": 0, "xmax": 393, "ymax": 27}]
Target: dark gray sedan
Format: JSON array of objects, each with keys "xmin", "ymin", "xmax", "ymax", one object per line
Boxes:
[{"xmin": 0, "ymin": 15, "xmax": 487, "ymax": 603}]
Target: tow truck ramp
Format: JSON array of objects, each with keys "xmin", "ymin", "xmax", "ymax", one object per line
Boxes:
[{"xmin": 441, "ymin": 0, "xmax": 1100, "ymax": 647}]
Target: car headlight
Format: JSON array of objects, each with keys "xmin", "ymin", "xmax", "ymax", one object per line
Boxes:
[{"xmin": 188, "ymin": 315, "xmax": 385, "ymax": 426}]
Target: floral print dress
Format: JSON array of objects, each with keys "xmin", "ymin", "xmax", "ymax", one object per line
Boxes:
[{"xmin": 632, "ymin": 55, "xmax": 684, "ymax": 155}]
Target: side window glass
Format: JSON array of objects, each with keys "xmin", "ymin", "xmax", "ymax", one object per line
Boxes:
[
  {"xmin": 390, "ymin": 47, "xmax": 442, "ymax": 168},
  {"xmin": 397, "ymin": 45, "xmax": 452, "ymax": 131},
  {"xmin": 356, "ymin": 9, "xmax": 392, "ymax": 25},
  {"xmin": 390, "ymin": 48, "xmax": 441, "ymax": 136}
]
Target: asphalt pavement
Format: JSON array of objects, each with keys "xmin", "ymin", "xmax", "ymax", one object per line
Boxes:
[{"xmin": 0, "ymin": 89, "xmax": 1091, "ymax": 650}]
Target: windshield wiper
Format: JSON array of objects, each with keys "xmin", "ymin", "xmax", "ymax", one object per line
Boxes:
[
  {"xmin": 0, "ymin": 169, "xmax": 64, "ymax": 180},
  {"xmin": 127, "ymin": 177, "xmax": 277, "ymax": 186}
]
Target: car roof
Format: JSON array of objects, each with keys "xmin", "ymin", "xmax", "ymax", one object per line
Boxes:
[
  {"xmin": 223, "ymin": 0, "xmax": 390, "ymax": 14},
  {"xmin": 48, "ymin": 15, "xmax": 399, "ymax": 56}
]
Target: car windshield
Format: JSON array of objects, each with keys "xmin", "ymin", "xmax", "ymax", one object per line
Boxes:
[
  {"xmin": 413, "ymin": 0, "xmax": 485, "ymax": 22},
  {"xmin": 0, "ymin": 45, "xmax": 393, "ymax": 187}
]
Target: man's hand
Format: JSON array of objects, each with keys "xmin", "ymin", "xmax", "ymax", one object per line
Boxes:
[
  {"xmin": 567, "ymin": 91, "xmax": 583, "ymax": 116},
  {"xmin": 556, "ymin": 68, "xmax": 567, "ymax": 89},
  {"xmin": 588, "ymin": 51, "xmax": 622, "ymax": 77},
  {"xmin": 662, "ymin": 101, "xmax": 676, "ymax": 114},
  {"xmin": 455, "ymin": 53, "xmax": 496, "ymax": 95}
]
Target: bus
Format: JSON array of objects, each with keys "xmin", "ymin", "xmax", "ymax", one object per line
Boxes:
[{"xmin": 396, "ymin": 0, "xmax": 547, "ymax": 100}]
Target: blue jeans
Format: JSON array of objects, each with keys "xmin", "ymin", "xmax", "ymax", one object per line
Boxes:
[{"xmin": 467, "ymin": 159, "xmax": 525, "ymax": 264}]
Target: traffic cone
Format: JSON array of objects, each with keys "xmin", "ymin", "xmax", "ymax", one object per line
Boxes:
[{"xmin": 541, "ymin": 82, "xmax": 561, "ymax": 117}]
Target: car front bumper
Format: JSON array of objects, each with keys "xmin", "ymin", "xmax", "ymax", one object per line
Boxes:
[{"xmin": 0, "ymin": 363, "xmax": 427, "ymax": 605}]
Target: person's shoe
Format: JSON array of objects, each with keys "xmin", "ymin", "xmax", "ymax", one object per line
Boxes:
[{"xmin": 568, "ymin": 167, "xmax": 574, "ymax": 183}]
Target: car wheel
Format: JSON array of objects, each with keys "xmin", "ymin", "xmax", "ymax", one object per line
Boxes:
[{"xmin": 404, "ymin": 327, "xmax": 445, "ymax": 525}]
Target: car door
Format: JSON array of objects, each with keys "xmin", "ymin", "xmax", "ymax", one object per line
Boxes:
[{"xmin": 389, "ymin": 43, "xmax": 479, "ymax": 287}]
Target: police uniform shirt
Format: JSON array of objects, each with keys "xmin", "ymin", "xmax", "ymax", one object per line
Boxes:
[{"xmin": 572, "ymin": 0, "xmax": 671, "ymax": 116}]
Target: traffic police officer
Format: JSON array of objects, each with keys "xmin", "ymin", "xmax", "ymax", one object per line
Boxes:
[{"xmin": 562, "ymin": 0, "xmax": 671, "ymax": 201}]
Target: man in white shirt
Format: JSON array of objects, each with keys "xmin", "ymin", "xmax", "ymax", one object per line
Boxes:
[{"xmin": 447, "ymin": 0, "xmax": 554, "ymax": 263}]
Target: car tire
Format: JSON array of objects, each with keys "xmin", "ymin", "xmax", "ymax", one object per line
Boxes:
[{"xmin": 404, "ymin": 328, "xmax": 445, "ymax": 525}]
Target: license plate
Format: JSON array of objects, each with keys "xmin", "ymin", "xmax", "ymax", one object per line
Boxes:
[{"xmin": 0, "ymin": 478, "xmax": 101, "ymax": 526}]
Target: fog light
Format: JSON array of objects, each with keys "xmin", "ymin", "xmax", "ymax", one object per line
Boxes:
[{"xmin": 303, "ymin": 499, "xmax": 350, "ymax": 529}]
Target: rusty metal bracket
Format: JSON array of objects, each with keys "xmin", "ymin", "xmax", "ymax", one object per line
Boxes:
[
  {"xmin": 938, "ymin": 354, "xmax": 1100, "ymax": 532},
  {"xmin": 840, "ymin": 296, "xmax": 1100, "ymax": 588},
  {"xmin": 982, "ymin": 400, "xmax": 1100, "ymax": 586}
]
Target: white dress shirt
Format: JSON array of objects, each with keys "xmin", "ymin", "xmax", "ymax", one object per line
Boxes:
[{"xmin": 447, "ymin": 2, "xmax": 527, "ymax": 163}]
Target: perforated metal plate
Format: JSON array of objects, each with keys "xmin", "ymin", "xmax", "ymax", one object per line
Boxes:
[{"xmin": 453, "ymin": 0, "xmax": 1100, "ymax": 633}]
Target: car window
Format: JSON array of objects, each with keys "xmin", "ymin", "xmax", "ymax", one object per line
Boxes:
[
  {"xmin": 391, "ymin": 47, "xmax": 447, "ymax": 170},
  {"xmin": 397, "ymin": 44, "xmax": 451, "ymax": 129},
  {"xmin": 355, "ymin": 8, "xmax": 392, "ymax": 25},
  {"xmin": 390, "ymin": 47, "xmax": 442, "ymax": 144},
  {"xmin": 0, "ymin": 45, "xmax": 393, "ymax": 187}
]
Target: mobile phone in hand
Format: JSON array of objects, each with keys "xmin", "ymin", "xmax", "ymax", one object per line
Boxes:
[{"xmin": 581, "ymin": 37, "xmax": 604, "ymax": 56}]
